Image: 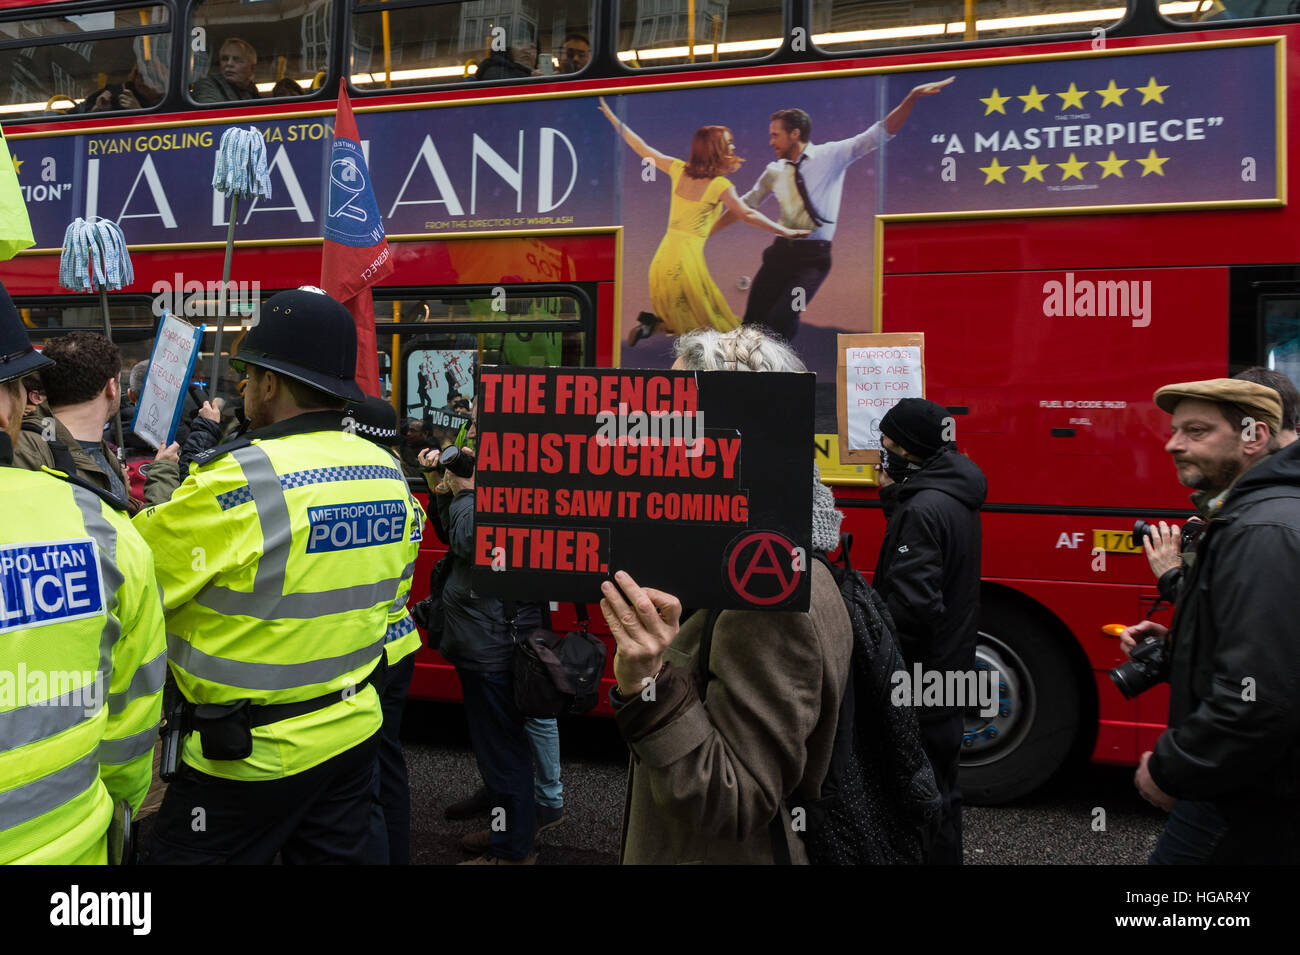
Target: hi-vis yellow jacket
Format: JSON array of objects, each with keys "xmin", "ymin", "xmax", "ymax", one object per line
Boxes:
[
  {"xmin": 0, "ymin": 464, "xmax": 166, "ymax": 864},
  {"xmin": 384, "ymin": 487, "xmax": 424, "ymax": 668},
  {"xmin": 133, "ymin": 412, "xmax": 420, "ymax": 781}
]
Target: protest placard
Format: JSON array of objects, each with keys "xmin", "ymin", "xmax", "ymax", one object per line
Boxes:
[
  {"xmin": 470, "ymin": 366, "xmax": 814, "ymax": 610},
  {"xmin": 132, "ymin": 313, "xmax": 204, "ymax": 449},
  {"xmin": 837, "ymin": 333, "xmax": 925, "ymax": 465}
]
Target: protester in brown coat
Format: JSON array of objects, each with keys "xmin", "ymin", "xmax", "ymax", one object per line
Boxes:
[{"xmin": 601, "ymin": 325, "xmax": 853, "ymax": 864}]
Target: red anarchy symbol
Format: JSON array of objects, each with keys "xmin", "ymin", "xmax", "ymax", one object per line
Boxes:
[{"xmin": 726, "ymin": 531, "xmax": 801, "ymax": 606}]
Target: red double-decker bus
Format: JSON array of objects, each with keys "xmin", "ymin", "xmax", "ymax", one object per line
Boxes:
[{"xmin": 3, "ymin": 0, "xmax": 1297, "ymax": 803}]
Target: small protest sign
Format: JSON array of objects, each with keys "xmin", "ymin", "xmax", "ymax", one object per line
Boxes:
[
  {"xmin": 132, "ymin": 313, "xmax": 204, "ymax": 449},
  {"xmin": 470, "ymin": 366, "xmax": 814, "ymax": 610},
  {"xmin": 837, "ymin": 333, "xmax": 925, "ymax": 465}
]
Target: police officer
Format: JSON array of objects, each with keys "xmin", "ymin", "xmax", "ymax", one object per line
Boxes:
[
  {"xmin": 136, "ymin": 288, "xmax": 419, "ymax": 864},
  {"xmin": 345, "ymin": 394, "xmax": 424, "ymax": 865},
  {"xmin": 0, "ymin": 281, "xmax": 166, "ymax": 864}
]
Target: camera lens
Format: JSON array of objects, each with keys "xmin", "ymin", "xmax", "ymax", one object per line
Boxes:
[{"xmin": 1132, "ymin": 520, "xmax": 1152, "ymax": 550}]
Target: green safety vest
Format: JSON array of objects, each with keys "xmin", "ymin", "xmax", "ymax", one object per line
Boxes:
[
  {"xmin": 133, "ymin": 413, "xmax": 420, "ymax": 781},
  {"xmin": 0, "ymin": 466, "xmax": 166, "ymax": 864}
]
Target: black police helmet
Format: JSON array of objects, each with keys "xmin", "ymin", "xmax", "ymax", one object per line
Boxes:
[
  {"xmin": 344, "ymin": 394, "xmax": 399, "ymax": 446},
  {"xmin": 235, "ymin": 287, "xmax": 364, "ymax": 402},
  {"xmin": 0, "ymin": 280, "xmax": 54, "ymax": 385}
]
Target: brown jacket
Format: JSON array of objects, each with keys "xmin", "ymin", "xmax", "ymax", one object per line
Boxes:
[
  {"xmin": 14, "ymin": 405, "xmax": 135, "ymax": 510},
  {"xmin": 616, "ymin": 559, "xmax": 852, "ymax": 864}
]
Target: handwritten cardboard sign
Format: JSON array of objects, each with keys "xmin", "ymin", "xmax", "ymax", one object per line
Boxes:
[
  {"xmin": 470, "ymin": 366, "xmax": 814, "ymax": 610},
  {"xmin": 132, "ymin": 313, "xmax": 204, "ymax": 449},
  {"xmin": 837, "ymin": 333, "xmax": 926, "ymax": 465}
]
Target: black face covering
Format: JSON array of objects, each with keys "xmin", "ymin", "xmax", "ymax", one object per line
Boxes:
[{"xmin": 881, "ymin": 446, "xmax": 922, "ymax": 484}]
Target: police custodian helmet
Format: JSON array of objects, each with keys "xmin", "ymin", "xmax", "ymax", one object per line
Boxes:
[
  {"xmin": 0, "ymin": 280, "xmax": 54, "ymax": 384},
  {"xmin": 235, "ymin": 287, "xmax": 365, "ymax": 402}
]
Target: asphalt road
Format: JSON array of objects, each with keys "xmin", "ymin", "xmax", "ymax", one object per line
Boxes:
[{"xmin": 401, "ymin": 700, "xmax": 1168, "ymax": 865}]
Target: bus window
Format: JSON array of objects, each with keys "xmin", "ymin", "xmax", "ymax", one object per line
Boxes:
[
  {"xmin": 810, "ymin": 0, "xmax": 1125, "ymax": 53},
  {"xmin": 1160, "ymin": 1, "xmax": 1300, "ymax": 24},
  {"xmin": 1263, "ymin": 296, "xmax": 1300, "ymax": 392},
  {"xmin": 374, "ymin": 291, "xmax": 587, "ymax": 475},
  {"xmin": 349, "ymin": 1, "xmax": 593, "ymax": 89},
  {"xmin": 0, "ymin": 5, "xmax": 170, "ymax": 120},
  {"xmin": 187, "ymin": 0, "xmax": 329, "ymax": 104},
  {"xmin": 618, "ymin": 0, "xmax": 782, "ymax": 68}
]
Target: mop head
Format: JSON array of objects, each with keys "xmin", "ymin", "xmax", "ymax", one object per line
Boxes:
[
  {"xmin": 212, "ymin": 126, "xmax": 273, "ymax": 200},
  {"xmin": 58, "ymin": 217, "xmax": 134, "ymax": 292}
]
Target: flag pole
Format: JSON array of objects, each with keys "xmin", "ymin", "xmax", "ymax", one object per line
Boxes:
[{"xmin": 209, "ymin": 193, "xmax": 239, "ymax": 398}]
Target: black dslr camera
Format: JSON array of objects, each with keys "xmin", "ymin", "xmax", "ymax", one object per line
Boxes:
[
  {"xmin": 434, "ymin": 445, "xmax": 475, "ymax": 478},
  {"xmin": 1109, "ymin": 636, "xmax": 1172, "ymax": 699},
  {"xmin": 1132, "ymin": 516, "xmax": 1207, "ymax": 551}
]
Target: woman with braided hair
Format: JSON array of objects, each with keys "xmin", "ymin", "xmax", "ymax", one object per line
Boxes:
[
  {"xmin": 598, "ymin": 98, "xmax": 809, "ymax": 347},
  {"xmin": 599, "ymin": 325, "xmax": 854, "ymax": 863}
]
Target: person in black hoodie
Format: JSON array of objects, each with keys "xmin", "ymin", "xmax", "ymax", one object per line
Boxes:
[
  {"xmin": 873, "ymin": 398, "xmax": 987, "ymax": 865},
  {"xmin": 1124, "ymin": 377, "xmax": 1300, "ymax": 863}
]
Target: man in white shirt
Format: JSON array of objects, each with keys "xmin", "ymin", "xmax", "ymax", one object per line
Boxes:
[{"xmin": 713, "ymin": 77, "xmax": 953, "ymax": 339}]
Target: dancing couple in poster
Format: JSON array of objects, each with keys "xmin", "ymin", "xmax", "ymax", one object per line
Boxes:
[{"xmin": 600, "ymin": 77, "xmax": 954, "ymax": 347}]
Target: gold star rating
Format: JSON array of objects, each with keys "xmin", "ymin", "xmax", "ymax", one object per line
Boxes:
[
  {"xmin": 1095, "ymin": 79, "xmax": 1128, "ymax": 107},
  {"xmin": 1137, "ymin": 148, "xmax": 1170, "ymax": 176},
  {"xmin": 1056, "ymin": 82, "xmax": 1088, "ymax": 110},
  {"xmin": 1096, "ymin": 150, "xmax": 1128, "ymax": 179},
  {"xmin": 980, "ymin": 88, "xmax": 1011, "ymax": 115},
  {"xmin": 1136, "ymin": 76, "xmax": 1169, "ymax": 105},
  {"xmin": 1018, "ymin": 85, "xmax": 1048, "ymax": 113},
  {"xmin": 1017, "ymin": 155, "xmax": 1049, "ymax": 183},
  {"xmin": 10, "ymin": 153, "xmax": 21, "ymax": 176},
  {"xmin": 979, "ymin": 157, "xmax": 1010, "ymax": 184},
  {"xmin": 1056, "ymin": 153, "xmax": 1088, "ymax": 181}
]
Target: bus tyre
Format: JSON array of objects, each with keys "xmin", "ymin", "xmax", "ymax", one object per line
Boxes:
[{"xmin": 958, "ymin": 601, "xmax": 1079, "ymax": 805}]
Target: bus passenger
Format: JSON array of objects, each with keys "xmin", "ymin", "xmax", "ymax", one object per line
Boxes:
[{"xmin": 192, "ymin": 37, "xmax": 261, "ymax": 103}]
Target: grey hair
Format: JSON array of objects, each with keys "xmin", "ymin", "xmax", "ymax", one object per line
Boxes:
[
  {"xmin": 129, "ymin": 359, "xmax": 150, "ymax": 395},
  {"xmin": 673, "ymin": 325, "xmax": 806, "ymax": 373}
]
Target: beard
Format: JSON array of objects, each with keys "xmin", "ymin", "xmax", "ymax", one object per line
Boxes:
[{"xmin": 1177, "ymin": 456, "xmax": 1242, "ymax": 495}]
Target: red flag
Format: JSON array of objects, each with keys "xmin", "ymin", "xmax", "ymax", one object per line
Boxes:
[{"xmin": 321, "ymin": 80, "xmax": 393, "ymax": 397}]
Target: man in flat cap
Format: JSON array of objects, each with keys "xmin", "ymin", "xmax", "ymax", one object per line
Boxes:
[{"xmin": 1123, "ymin": 377, "xmax": 1300, "ymax": 863}]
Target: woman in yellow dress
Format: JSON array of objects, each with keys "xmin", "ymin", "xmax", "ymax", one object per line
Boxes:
[{"xmin": 599, "ymin": 97, "xmax": 808, "ymax": 346}]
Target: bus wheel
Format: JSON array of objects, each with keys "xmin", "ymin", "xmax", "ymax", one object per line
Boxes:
[{"xmin": 958, "ymin": 601, "xmax": 1079, "ymax": 805}]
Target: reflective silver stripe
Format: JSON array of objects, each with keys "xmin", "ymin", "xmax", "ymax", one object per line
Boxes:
[
  {"xmin": 97, "ymin": 725, "xmax": 158, "ymax": 764},
  {"xmin": 199, "ymin": 577, "xmax": 404, "ymax": 619},
  {"xmin": 389, "ymin": 561, "xmax": 416, "ymax": 613},
  {"xmin": 0, "ymin": 685, "xmax": 100, "ymax": 756},
  {"xmin": 167, "ymin": 633, "xmax": 385, "ymax": 693},
  {"xmin": 106, "ymin": 650, "xmax": 167, "ymax": 713},
  {"xmin": 68, "ymin": 486, "xmax": 121, "ymax": 710},
  {"xmin": 0, "ymin": 750, "xmax": 99, "ymax": 833},
  {"xmin": 195, "ymin": 444, "xmax": 403, "ymax": 619}
]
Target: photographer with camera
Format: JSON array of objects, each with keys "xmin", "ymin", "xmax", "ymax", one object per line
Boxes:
[
  {"xmin": 1135, "ymin": 367, "xmax": 1298, "ymax": 604},
  {"xmin": 1122, "ymin": 377, "xmax": 1300, "ymax": 863},
  {"xmin": 418, "ymin": 437, "xmax": 544, "ymax": 864}
]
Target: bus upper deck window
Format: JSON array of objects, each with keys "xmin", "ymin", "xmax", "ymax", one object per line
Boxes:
[
  {"xmin": 618, "ymin": 0, "xmax": 783, "ymax": 68},
  {"xmin": 187, "ymin": 0, "xmax": 327, "ymax": 104},
  {"xmin": 0, "ymin": 5, "xmax": 170, "ymax": 120},
  {"xmin": 810, "ymin": 0, "xmax": 1126, "ymax": 54},
  {"xmin": 349, "ymin": 1, "xmax": 594, "ymax": 90},
  {"xmin": 1160, "ymin": 1, "xmax": 1300, "ymax": 24}
]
